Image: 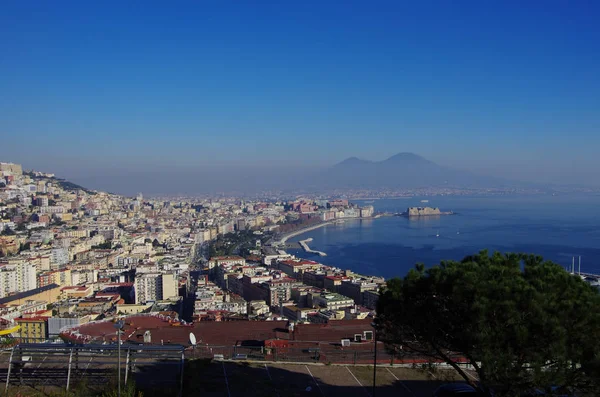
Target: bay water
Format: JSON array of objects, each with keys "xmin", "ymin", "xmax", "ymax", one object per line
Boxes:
[{"xmin": 287, "ymin": 194, "xmax": 600, "ymax": 279}]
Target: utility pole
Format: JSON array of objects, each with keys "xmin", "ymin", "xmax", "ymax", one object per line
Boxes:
[
  {"xmin": 114, "ymin": 320, "xmax": 125, "ymax": 397},
  {"xmin": 371, "ymin": 322, "xmax": 377, "ymax": 397}
]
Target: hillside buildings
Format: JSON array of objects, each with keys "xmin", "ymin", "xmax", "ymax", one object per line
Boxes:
[{"xmin": 0, "ymin": 160, "xmax": 385, "ymax": 345}]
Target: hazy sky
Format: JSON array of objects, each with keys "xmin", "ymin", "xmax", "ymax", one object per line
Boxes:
[{"xmin": 1, "ymin": 1, "xmax": 599, "ymax": 193}]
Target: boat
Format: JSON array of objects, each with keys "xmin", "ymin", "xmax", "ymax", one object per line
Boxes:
[
  {"xmin": 421, "ymin": 200, "xmax": 429, "ymax": 203},
  {"xmin": 457, "ymin": 230, "xmax": 460, "ymax": 235},
  {"xmin": 436, "ymin": 230, "xmax": 440, "ymax": 237}
]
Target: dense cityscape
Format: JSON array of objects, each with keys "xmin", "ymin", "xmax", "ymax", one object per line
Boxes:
[
  {"xmin": 0, "ymin": 161, "xmax": 386, "ymax": 346},
  {"xmin": 2, "ymin": 1, "xmax": 599, "ymax": 395}
]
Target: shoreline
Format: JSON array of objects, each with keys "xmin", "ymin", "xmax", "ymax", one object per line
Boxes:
[
  {"xmin": 276, "ymin": 221, "xmax": 335, "ymax": 244},
  {"xmin": 275, "ymin": 215, "xmax": 379, "ymax": 247}
]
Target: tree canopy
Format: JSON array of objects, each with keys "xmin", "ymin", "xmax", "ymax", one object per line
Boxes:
[{"xmin": 375, "ymin": 250, "xmax": 600, "ymax": 396}]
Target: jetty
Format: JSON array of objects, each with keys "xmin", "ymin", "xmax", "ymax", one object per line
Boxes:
[
  {"xmin": 276, "ymin": 221, "xmax": 333, "ymax": 245},
  {"xmin": 299, "ymin": 238, "xmax": 327, "ymax": 256}
]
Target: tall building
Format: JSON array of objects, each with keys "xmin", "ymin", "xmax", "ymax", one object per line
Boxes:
[
  {"xmin": 134, "ymin": 273, "xmax": 178, "ymax": 304},
  {"xmin": 51, "ymin": 248, "xmax": 69, "ymax": 268},
  {"xmin": 16, "ymin": 263, "xmax": 37, "ymax": 292},
  {"xmin": 0, "ymin": 263, "xmax": 37, "ymax": 296},
  {"xmin": 0, "ymin": 269, "xmax": 18, "ymax": 298},
  {"xmin": 0, "ymin": 162, "xmax": 23, "ymax": 176}
]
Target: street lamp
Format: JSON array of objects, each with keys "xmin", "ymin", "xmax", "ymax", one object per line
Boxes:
[
  {"xmin": 371, "ymin": 322, "xmax": 377, "ymax": 397},
  {"xmin": 114, "ymin": 320, "xmax": 125, "ymax": 397}
]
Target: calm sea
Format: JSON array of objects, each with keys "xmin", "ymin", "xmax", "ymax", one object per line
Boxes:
[{"xmin": 287, "ymin": 194, "xmax": 600, "ymax": 279}]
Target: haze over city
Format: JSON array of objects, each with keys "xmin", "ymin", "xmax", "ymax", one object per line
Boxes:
[{"xmin": 2, "ymin": 1, "xmax": 600, "ymax": 194}]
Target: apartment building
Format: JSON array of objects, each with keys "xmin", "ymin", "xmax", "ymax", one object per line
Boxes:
[{"xmin": 134, "ymin": 273, "xmax": 177, "ymax": 304}]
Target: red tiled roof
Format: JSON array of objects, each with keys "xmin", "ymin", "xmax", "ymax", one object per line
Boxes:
[
  {"xmin": 280, "ymin": 260, "xmax": 318, "ymax": 267},
  {"xmin": 292, "ymin": 319, "xmax": 374, "ymax": 343},
  {"xmin": 17, "ymin": 317, "xmax": 49, "ymax": 322},
  {"xmin": 211, "ymin": 256, "xmax": 244, "ymax": 261},
  {"xmin": 104, "ymin": 282, "xmax": 134, "ymax": 287},
  {"xmin": 60, "ymin": 315, "xmax": 375, "ymax": 347}
]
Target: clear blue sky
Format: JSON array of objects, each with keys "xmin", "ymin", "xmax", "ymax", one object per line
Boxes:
[{"xmin": 1, "ymin": 1, "xmax": 599, "ymax": 192}]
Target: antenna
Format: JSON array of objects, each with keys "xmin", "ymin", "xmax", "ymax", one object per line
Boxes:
[{"xmin": 189, "ymin": 332, "xmax": 197, "ymax": 346}]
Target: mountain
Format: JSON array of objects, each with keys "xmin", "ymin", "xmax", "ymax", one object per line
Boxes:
[{"xmin": 318, "ymin": 152, "xmax": 516, "ymax": 189}]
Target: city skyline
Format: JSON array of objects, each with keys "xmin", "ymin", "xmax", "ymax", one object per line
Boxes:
[{"xmin": 1, "ymin": 1, "xmax": 600, "ymax": 193}]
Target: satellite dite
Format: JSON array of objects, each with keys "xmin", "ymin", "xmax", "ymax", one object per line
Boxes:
[{"xmin": 189, "ymin": 332, "xmax": 197, "ymax": 348}]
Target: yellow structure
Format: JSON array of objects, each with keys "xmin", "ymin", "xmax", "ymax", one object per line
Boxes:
[
  {"xmin": 15, "ymin": 317, "xmax": 48, "ymax": 343},
  {"xmin": 0, "ymin": 324, "xmax": 20, "ymax": 336},
  {"xmin": 0, "ymin": 284, "xmax": 62, "ymax": 306}
]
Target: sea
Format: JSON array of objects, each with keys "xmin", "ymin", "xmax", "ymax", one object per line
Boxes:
[{"xmin": 287, "ymin": 194, "xmax": 600, "ymax": 279}]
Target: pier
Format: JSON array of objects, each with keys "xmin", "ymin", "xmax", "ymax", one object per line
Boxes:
[{"xmin": 299, "ymin": 238, "xmax": 327, "ymax": 256}]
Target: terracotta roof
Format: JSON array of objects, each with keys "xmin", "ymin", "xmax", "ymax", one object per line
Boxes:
[
  {"xmin": 292, "ymin": 319, "xmax": 374, "ymax": 343},
  {"xmin": 61, "ymin": 315, "xmax": 375, "ymax": 347},
  {"xmin": 211, "ymin": 256, "xmax": 244, "ymax": 261},
  {"xmin": 16, "ymin": 316, "xmax": 49, "ymax": 322}
]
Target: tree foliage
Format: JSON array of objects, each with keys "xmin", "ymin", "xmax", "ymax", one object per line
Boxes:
[
  {"xmin": 375, "ymin": 250, "xmax": 600, "ymax": 396},
  {"xmin": 91, "ymin": 241, "xmax": 112, "ymax": 250},
  {"xmin": 0, "ymin": 227, "xmax": 15, "ymax": 236}
]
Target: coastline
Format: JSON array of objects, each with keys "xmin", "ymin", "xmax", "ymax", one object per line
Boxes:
[
  {"xmin": 276, "ymin": 215, "xmax": 380, "ymax": 245},
  {"xmin": 276, "ymin": 221, "xmax": 335, "ymax": 244}
]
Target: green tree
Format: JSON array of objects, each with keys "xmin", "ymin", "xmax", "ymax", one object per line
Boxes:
[
  {"xmin": 375, "ymin": 250, "xmax": 600, "ymax": 396},
  {"xmin": 0, "ymin": 227, "xmax": 15, "ymax": 236},
  {"xmin": 18, "ymin": 242, "xmax": 31, "ymax": 252},
  {"xmin": 91, "ymin": 241, "xmax": 112, "ymax": 250}
]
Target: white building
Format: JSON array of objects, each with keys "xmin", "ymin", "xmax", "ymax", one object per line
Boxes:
[
  {"xmin": 134, "ymin": 273, "xmax": 178, "ymax": 304},
  {"xmin": 51, "ymin": 248, "xmax": 69, "ymax": 268},
  {"xmin": 71, "ymin": 270, "xmax": 97, "ymax": 286},
  {"xmin": 208, "ymin": 255, "xmax": 246, "ymax": 270},
  {"xmin": 17, "ymin": 263, "xmax": 37, "ymax": 292},
  {"xmin": 0, "ymin": 268, "xmax": 18, "ymax": 299},
  {"xmin": 0, "ymin": 263, "xmax": 36, "ymax": 296}
]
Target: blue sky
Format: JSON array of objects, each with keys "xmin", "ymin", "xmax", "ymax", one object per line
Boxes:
[{"xmin": 1, "ymin": 1, "xmax": 599, "ymax": 192}]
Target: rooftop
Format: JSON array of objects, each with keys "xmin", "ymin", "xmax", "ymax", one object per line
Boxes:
[
  {"xmin": 211, "ymin": 256, "xmax": 245, "ymax": 261},
  {"xmin": 60, "ymin": 315, "xmax": 375, "ymax": 347},
  {"xmin": 0, "ymin": 283, "xmax": 60, "ymax": 305}
]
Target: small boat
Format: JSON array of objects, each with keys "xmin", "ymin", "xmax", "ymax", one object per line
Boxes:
[
  {"xmin": 457, "ymin": 230, "xmax": 460, "ymax": 235},
  {"xmin": 421, "ymin": 200, "xmax": 429, "ymax": 203},
  {"xmin": 436, "ymin": 230, "xmax": 440, "ymax": 237}
]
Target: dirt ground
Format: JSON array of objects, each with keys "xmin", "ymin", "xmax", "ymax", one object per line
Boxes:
[{"xmin": 0, "ymin": 357, "xmax": 473, "ymax": 397}]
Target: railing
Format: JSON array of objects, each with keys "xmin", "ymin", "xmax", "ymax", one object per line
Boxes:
[
  {"xmin": 185, "ymin": 345, "xmax": 467, "ymax": 366},
  {"xmin": 2, "ymin": 343, "xmax": 186, "ymax": 396}
]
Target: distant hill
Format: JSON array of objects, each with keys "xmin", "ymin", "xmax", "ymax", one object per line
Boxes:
[
  {"xmin": 314, "ymin": 152, "xmax": 517, "ymax": 189},
  {"xmin": 53, "ymin": 178, "xmax": 97, "ymax": 194},
  {"xmin": 25, "ymin": 171, "xmax": 97, "ymax": 194}
]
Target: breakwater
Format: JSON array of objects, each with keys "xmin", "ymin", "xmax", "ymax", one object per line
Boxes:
[
  {"xmin": 299, "ymin": 238, "xmax": 327, "ymax": 256},
  {"xmin": 276, "ymin": 221, "xmax": 334, "ymax": 244}
]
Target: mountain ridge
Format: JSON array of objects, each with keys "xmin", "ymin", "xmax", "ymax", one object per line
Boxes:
[{"xmin": 323, "ymin": 152, "xmax": 517, "ymax": 189}]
